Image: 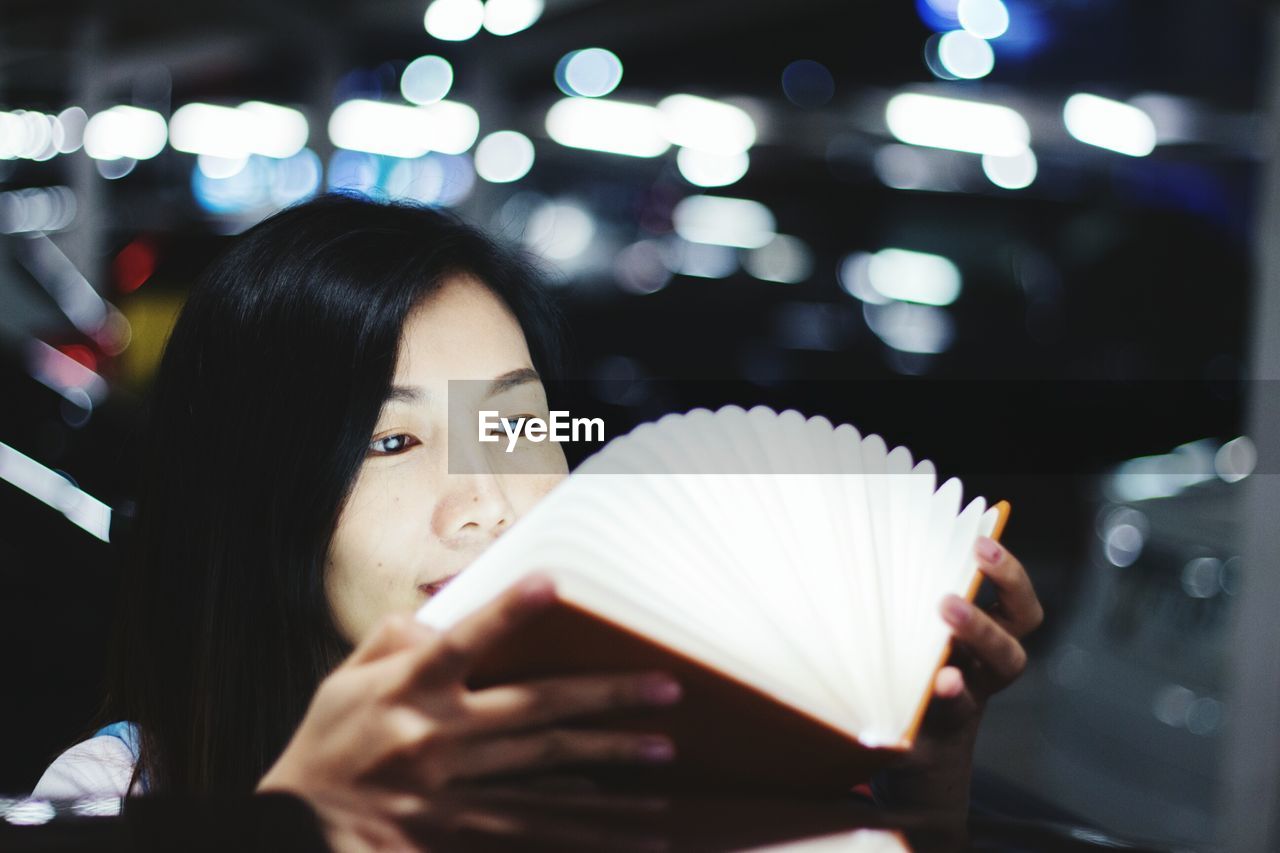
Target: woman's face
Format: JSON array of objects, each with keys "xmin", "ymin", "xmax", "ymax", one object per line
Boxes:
[{"xmin": 324, "ymin": 274, "xmax": 569, "ymax": 645}]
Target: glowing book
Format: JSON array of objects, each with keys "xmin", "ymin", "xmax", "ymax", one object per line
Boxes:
[{"xmin": 416, "ymin": 405, "xmax": 1009, "ymax": 790}]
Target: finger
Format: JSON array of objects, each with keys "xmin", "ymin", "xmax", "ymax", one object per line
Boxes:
[
  {"xmin": 933, "ymin": 665, "xmax": 965, "ymax": 700},
  {"xmin": 344, "ymin": 612, "xmax": 438, "ymax": 669},
  {"xmin": 926, "ymin": 666, "xmax": 981, "ymax": 730},
  {"xmin": 418, "ymin": 573, "xmax": 558, "ymax": 681},
  {"xmin": 941, "ymin": 594, "xmax": 1028, "ymax": 693},
  {"xmin": 464, "ymin": 671, "xmax": 682, "ymax": 733},
  {"xmin": 446, "ymin": 729, "xmax": 676, "ymax": 781},
  {"xmin": 974, "ymin": 537, "xmax": 1044, "ymax": 637}
]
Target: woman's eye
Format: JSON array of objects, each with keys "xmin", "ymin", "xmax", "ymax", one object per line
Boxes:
[
  {"xmin": 368, "ymin": 434, "xmax": 419, "ymax": 456},
  {"xmin": 484, "ymin": 415, "xmax": 539, "ymax": 438}
]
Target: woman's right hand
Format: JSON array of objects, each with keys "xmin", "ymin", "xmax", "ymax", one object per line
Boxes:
[{"xmin": 257, "ymin": 574, "xmax": 682, "ymax": 834}]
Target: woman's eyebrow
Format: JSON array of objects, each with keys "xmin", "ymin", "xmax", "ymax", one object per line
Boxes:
[
  {"xmin": 485, "ymin": 367, "xmax": 540, "ymax": 397},
  {"xmin": 384, "ymin": 385, "xmax": 427, "ymax": 404},
  {"xmin": 382, "ymin": 368, "xmax": 539, "ymax": 406}
]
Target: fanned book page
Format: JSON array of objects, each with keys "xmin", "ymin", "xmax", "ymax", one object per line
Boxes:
[{"xmin": 416, "ymin": 405, "xmax": 1010, "ymax": 790}]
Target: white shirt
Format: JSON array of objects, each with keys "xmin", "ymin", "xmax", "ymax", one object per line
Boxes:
[{"xmin": 31, "ymin": 736, "xmax": 141, "ymax": 815}]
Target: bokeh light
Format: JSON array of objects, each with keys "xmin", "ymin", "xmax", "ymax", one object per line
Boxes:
[
  {"xmin": 191, "ymin": 155, "xmax": 271, "ymax": 213},
  {"xmin": 524, "ymin": 199, "xmax": 596, "ymax": 260},
  {"xmin": 424, "ymin": 0, "xmax": 485, "ymax": 41},
  {"xmin": 957, "ymin": 0, "xmax": 1010, "ymax": 39},
  {"xmin": 329, "ymin": 99, "xmax": 478, "ymax": 158},
  {"xmin": 0, "ymin": 186, "xmax": 76, "ymax": 234},
  {"xmin": 483, "ymin": 0, "xmax": 544, "ymax": 36},
  {"xmin": 743, "ymin": 235, "xmax": 813, "ymax": 284},
  {"xmin": 658, "ymin": 94, "xmax": 756, "ymax": 155},
  {"xmin": 55, "ymin": 106, "xmax": 87, "ymax": 153},
  {"xmin": 672, "ymin": 195, "xmax": 776, "ymax": 249},
  {"xmin": 781, "ymin": 60, "xmax": 835, "ymax": 108},
  {"xmin": 886, "ymin": 93, "xmax": 1029, "ymax": 156},
  {"xmin": 474, "ymin": 130, "xmax": 535, "ymax": 183},
  {"xmin": 937, "ymin": 30, "xmax": 995, "ymax": 79},
  {"xmin": 386, "ymin": 153, "xmax": 476, "ymax": 206},
  {"xmin": 613, "ymin": 239, "xmax": 672, "ymax": 294},
  {"xmin": 95, "ymin": 158, "xmax": 137, "ymax": 180},
  {"xmin": 83, "ymin": 105, "xmax": 167, "ymax": 161},
  {"xmin": 326, "ymin": 149, "xmax": 381, "ymax": 194},
  {"xmin": 982, "ymin": 147, "xmax": 1037, "ymax": 189},
  {"xmin": 915, "ymin": 0, "xmax": 961, "ymax": 30},
  {"xmin": 1064, "ymin": 93, "xmax": 1157, "ymax": 157},
  {"xmin": 662, "ymin": 238, "xmax": 738, "ymax": 279},
  {"xmin": 555, "ymin": 48, "xmax": 623, "ymax": 97},
  {"xmin": 401, "ymin": 55, "xmax": 454, "ymax": 105},
  {"xmin": 867, "ymin": 248, "xmax": 962, "ymax": 305},
  {"xmin": 196, "ymin": 154, "xmax": 247, "ymax": 180},
  {"xmin": 545, "ymin": 97, "xmax": 668, "ymax": 157},
  {"xmin": 863, "ymin": 301, "xmax": 955, "ymax": 354},
  {"xmin": 676, "ymin": 148, "xmax": 749, "ymax": 187},
  {"xmin": 269, "ymin": 148, "xmax": 323, "ymax": 206}
]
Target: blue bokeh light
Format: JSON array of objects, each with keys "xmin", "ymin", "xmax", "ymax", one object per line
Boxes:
[{"xmin": 781, "ymin": 60, "xmax": 835, "ymax": 108}]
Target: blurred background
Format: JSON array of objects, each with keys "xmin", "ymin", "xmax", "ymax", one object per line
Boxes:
[{"xmin": 1, "ymin": 0, "xmax": 1276, "ymax": 848}]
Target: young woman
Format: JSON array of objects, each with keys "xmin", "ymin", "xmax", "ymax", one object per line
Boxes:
[{"xmin": 33, "ymin": 193, "xmax": 1042, "ymax": 843}]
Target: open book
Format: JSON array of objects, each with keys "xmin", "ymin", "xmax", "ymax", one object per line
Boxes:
[{"xmin": 416, "ymin": 405, "xmax": 1009, "ymax": 790}]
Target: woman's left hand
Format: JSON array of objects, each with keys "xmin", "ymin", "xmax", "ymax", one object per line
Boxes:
[{"xmin": 871, "ymin": 536, "xmax": 1043, "ymax": 812}]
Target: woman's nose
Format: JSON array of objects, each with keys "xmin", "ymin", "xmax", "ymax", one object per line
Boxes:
[{"xmin": 432, "ymin": 472, "xmax": 514, "ymax": 546}]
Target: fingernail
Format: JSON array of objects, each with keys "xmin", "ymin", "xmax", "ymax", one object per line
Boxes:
[
  {"xmin": 640, "ymin": 674, "xmax": 682, "ymax": 706},
  {"xmin": 942, "ymin": 596, "xmax": 971, "ymax": 625},
  {"xmin": 638, "ymin": 737, "xmax": 675, "ymax": 763},
  {"xmin": 976, "ymin": 536, "xmax": 1003, "ymax": 565}
]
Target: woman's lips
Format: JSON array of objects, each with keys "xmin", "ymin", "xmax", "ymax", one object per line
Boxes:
[{"xmin": 418, "ymin": 574, "xmax": 458, "ymax": 596}]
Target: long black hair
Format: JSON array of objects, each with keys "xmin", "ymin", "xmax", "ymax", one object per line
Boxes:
[{"xmin": 106, "ymin": 192, "xmax": 565, "ymax": 794}]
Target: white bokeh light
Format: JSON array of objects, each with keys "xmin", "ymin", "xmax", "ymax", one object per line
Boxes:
[
  {"xmin": 169, "ymin": 102, "xmax": 307, "ymax": 160},
  {"xmin": 484, "ymin": 0, "xmax": 544, "ymax": 35},
  {"xmin": 401, "ymin": 55, "xmax": 454, "ymax": 105},
  {"xmin": 197, "ymin": 153, "xmax": 248, "ymax": 179},
  {"xmin": 867, "ymin": 248, "xmax": 962, "ymax": 305},
  {"xmin": 885, "ymin": 93, "xmax": 1029, "ymax": 156},
  {"xmin": 329, "ymin": 99, "xmax": 478, "ymax": 158},
  {"xmin": 421, "ymin": 100, "xmax": 480, "ymax": 154},
  {"xmin": 524, "ymin": 200, "xmax": 595, "ymax": 260},
  {"xmin": 937, "ymin": 30, "xmax": 994, "ymax": 79},
  {"xmin": 55, "ymin": 107, "xmax": 87, "ymax": 154},
  {"xmin": 982, "ymin": 147, "xmax": 1037, "ymax": 189},
  {"xmin": 83, "ymin": 106, "xmax": 167, "ymax": 161},
  {"xmin": 863, "ymin": 302, "xmax": 955, "ymax": 354},
  {"xmin": 237, "ymin": 102, "xmax": 309, "ymax": 158},
  {"xmin": 1064, "ymin": 94, "xmax": 1157, "ymax": 157},
  {"xmin": 557, "ymin": 48, "xmax": 623, "ymax": 97},
  {"xmin": 672, "ymin": 195, "xmax": 776, "ymax": 249},
  {"xmin": 545, "ymin": 98, "xmax": 669, "ymax": 157},
  {"xmin": 658, "ymin": 94, "xmax": 756, "ymax": 155},
  {"xmin": 475, "ymin": 130, "xmax": 535, "ymax": 183},
  {"xmin": 676, "ymin": 148, "xmax": 749, "ymax": 187},
  {"xmin": 838, "ymin": 252, "xmax": 889, "ymax": 305},
  {"xmin": 424, "ymin": 0, "xmax": 485, "ymax": 41},
  {"xmin": 957, "ymin": 0, "xmax": 1010, "ymax": 39}
]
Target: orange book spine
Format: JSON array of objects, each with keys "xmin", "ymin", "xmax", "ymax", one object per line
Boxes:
[{"xmin": 899, "ymin": 499, "xmax": 1012, "ymax": 747}]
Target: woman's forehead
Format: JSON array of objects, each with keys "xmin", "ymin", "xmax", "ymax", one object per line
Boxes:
[{"xmin": 393, "ymin": 275, "xmax": 534, "ymax": 385}]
